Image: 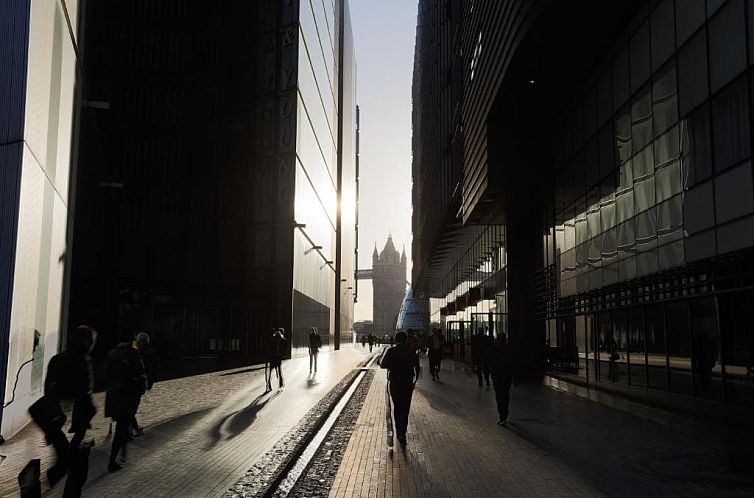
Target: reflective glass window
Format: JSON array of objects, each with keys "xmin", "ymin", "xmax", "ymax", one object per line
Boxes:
[
  {"xmin": 712, "ymin": 77, "xmax": 750, "ymax": 171},
  {"xmin": 719, "ymin": 291, "xmax": 754, "ymax": 406},
  {"xmin": 635, "ymin": 208, "xmax": 657, "ymax": 252},
  {"xmin": 657, "ymin": 194, "xmax": 684, "ymax": 243},
  {"xmin": 708, "ymin": 0, "xmax": 747, "ymax": 93},
  {"xmin": 633, "ymin": 146, "xmax": 655, "ymax": 213},
  {"xmin": 597, "ymin": 72, "xmax": 613, "ymax": 126},
  {"xmin": 596, "ymin": 312, "xmax": 613, "ymax": 381},
  {"xmin": 632, "ymin": 83, "xmax": 653, "ymax": 151},
  {"xmin": 685, "ymin": 229, "xmax": 717, "ymax": 262},
  {"xmin": 655, "ymin": 127, "xmax": 682, "ymax": 203},
  {"xmin": 717, "ymin": 214, "xmax": 754, "ymax": 254},
  {"xmin": 675, "ymin": 0, "xmax": 705, "ymax": 46},
  {"xmin": 714, "ymin": 161, "xmax": 754, "ymax": 224},
  {"xmin": 690, "ymin": 298, "xmax": 722, "ymax": 401},
  {"xmin": 683, "ymin": 181, "xmax": 715, "ymax": 234},
  {"xmin": 667, "ymin": 301, "xmax": 692, "ymax": 395},
  {"xmin": 652, "ymin": 61, "xmax": 678, "ymax": 136},
  {"xmin": 613, "ymin": 47, "xmax": 630, "ymax": 110},
  {"xmin": 681, "ymin": 104, "xmax": 713, "ymax": 187},
  {"xmin": 678, "ymin": 29, "xmax": 708, "ymax": 117},
  {"xmin": 617, "ymin": 218, "xmax": 636, "ymax": 255},
  {"xmin": 612, "ymin": 310, "xmax": 629, "ymax": 384},
  {"xmin": 650, "ymin": 0, "xmax": 675, "ymax": 72},
  {"xmin": 658, "ymin": 239, "xmax": 685, "ymax": 270},
  {"xmin": 627, "ymin": 307, "xmax": 647, "ymax": 387},
  {"xmin": 599, "ymin": 124, "xmax": 616, "ymax": 179},
  {"xmin": 646, "ymin": 303, "xmax": 668, "ymax": 390},
  {"xmin": 631, "ymin": 22, "xmax": 651, "ymax": 92}
]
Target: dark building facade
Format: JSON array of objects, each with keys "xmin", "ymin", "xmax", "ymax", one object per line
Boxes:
[
  {"xmin": 372, "ymin": 236, "xmax": 407, "ymax": 336},
  {"xmin": 66, "ymin": 0, "xmax": 358, "ymax": 380},
  {"xmin": 413, "ymin": 0, "xmax": 754, "ymax": 423}
]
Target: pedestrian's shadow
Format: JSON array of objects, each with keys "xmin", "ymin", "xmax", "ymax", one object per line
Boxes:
[
  {"xmin": 306, "ymin": 373, "xmax": 319, "ymax": 388},
  {"xmin": 206, "ymin": 390, "xmax": 281, "ymax": 448}
]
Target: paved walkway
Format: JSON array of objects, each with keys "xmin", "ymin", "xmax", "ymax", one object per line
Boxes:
[
  {"xmin": 330, "ymin": 357, "xmax": 752, "ymax": 498},
  {"xmin": 0, "ymin": 345, "xmax": 370, "ymax": 497}
]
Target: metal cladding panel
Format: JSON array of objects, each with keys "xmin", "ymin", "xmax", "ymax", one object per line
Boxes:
[
  {"xmin": 0, "ymin": 0, "xmax": 31, "ymax": 144},
  {"xmin": 460, "ymin": 0, "xmax": 543, "ymax": 224},
  {"xmin": 0, "ymin": 0, "xmax": 30, "ymax": 434}
]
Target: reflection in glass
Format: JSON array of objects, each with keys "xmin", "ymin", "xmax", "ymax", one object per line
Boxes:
[
  {"xmin": 646, "ymin": 304, "xmax": 668, "ymax": 390},
  {"xmin": 667, "ymin": 301, "xmax": 692, "ymax": 395}
]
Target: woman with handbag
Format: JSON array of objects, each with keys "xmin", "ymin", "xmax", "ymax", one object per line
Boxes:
[{"xmin": 30, "ymin": 325, "xmax": 97, "ymax": 486}]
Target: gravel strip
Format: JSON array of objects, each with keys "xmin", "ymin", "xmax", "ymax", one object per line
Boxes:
[
  {"xmin": 226, "ymin": 356, "xmax": 374, "ymax": 497},
  {"xmin": 286, "ymin": 370, "xmax": 376, "ymax": 497}
]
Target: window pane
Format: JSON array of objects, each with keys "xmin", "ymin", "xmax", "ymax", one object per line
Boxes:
[
  {"xmin": 708, "ymin": 0, "xmax": 747, "ymax": 93},
  {"xmin": 616, "ymin": 105, "xmax": 632, "ymax": 164},
  {"xmin": 681, "ymin": 105, "xmax": 713, "ymax": 187},
  {"xmin": 712, "ymin": 77, "xmax": 750, "ymax": 172},
  {"xmin": 646, "ymin": 303, "xmax": 668, "ymax": 390},
  {"xmin": 657, "ymin": 194, "xmax": 684, "ymax": 244},
  {"xmin": 632, "ymin": 83, "xmax": 653, "ymax": 151},
  {"xmin": 635, "ymin": 208, "xmax": 657, "ymax": 252},
  {"xmin": 613, "ymin": 47, "xmax": 630, "ymax": 110},
  {"xmin": 631, "ymin": 22, "xmax": 651, "ymax": 92},
  {"xmin": 690, "ymin": 298, "xmax": 723, "ymax": 401},
  {"xmin": 677, "ymin": 29, "xmax": 708, "ymax": 117},
  {"xmin": 596, "ymin": 312, "xmax": 613, "ymax": 381},
  {"xmin": 652, "ymin": 61, "xmax": 678, "ymax": 136},
  {"xmin": 719, "ymin": 291, "xmax": 754, "ymax": 406},
  {"xmin": 599, "ymin": 124, "xmax": 616, "ymax": 179},
  {"xmin": 667, "ymin": 301, "xmax": 692, "ymax": 395},
  {"xmin": 683, "ymin": 181, "xmax": 715, "ymax": 234},
  {"xmin": 675, "ymin": 0, "xmax": 705, "ymax": 46},
  {"xmin": 612, "ymin": 310, "xmax": 629, "ymax": 384},
  {"xmin": 597, "ymin": 72, "xmax": 613, "ymax": 126},
  {"xmin": 717, "ymin": 215, "xmax": 754, "ymax": 254},
  {"xmin": 650, "ymin": 0, "xmax": 675, "ymax": 72},
  {"xmin": 714, "ymin": 161, "xmax": 754, "ymax": 224},
  {"xmin": 685, "ymin": 229, "xmax": 717, "ymax": 262},
  {"xmin": 628, "ymin": 307, "xmax": 647, "ymax": 387}
]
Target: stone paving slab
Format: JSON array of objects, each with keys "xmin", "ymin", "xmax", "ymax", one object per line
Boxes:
[
  {"xmin": 0, "ymin": 346, "xmax": 369, "ymax": 497},
  {"xmin": 329, "ymin": 357, "xmax": 754, "ymax": 498}
]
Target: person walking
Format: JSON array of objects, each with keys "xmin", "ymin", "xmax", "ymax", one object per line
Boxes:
[
  {"xmin": 368, "ymin": 334, "xmax": 375, "ymax": 353},
  {"xmin": 266, "ymin": 328, "xmax": 287, "ymax": 392},
  {"xmin": 472, "ymin": 331, "xmax": 491, "ymax": 387},
  {"xmin": 105, "ymin": 331, "xmax": 147, "ymax": 472},
  {"xmin": 380, "ymin": 330, "xmax": 420, "ymax": 446},
  {"xmin": 30, "ymin": 325, "xmax": 97, "ymax": 487},
  {"xmin": 489, "ymin": 334, "xmax": 515, "ymax": 426},
  {"xmin": 361, "ymin": 335, "xmax": 367, "ymax": 348},
  {"xmin": 428, "ymin": 328, "xmax": 445, "ymax": 381},
  {"xmin": 130, "ymin": 332, "xmax": 160, "ymax": 436},
  {"xmin": 308, "ymin": 327, "xmax": 321, "ymax": 373}
]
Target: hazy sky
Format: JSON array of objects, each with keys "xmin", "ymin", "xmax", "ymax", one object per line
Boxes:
[{"xmin": 350, "ymin": 0, "xmax": 417, "ymax": 322}]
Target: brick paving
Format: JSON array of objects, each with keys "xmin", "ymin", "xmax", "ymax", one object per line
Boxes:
[
  {"xmin": 329, "ymin": 357, "xmax": 754, "ymax": 498},
  {"xmin": 0, "ymin": 346, "xmax": 370, "ymax": 497}
]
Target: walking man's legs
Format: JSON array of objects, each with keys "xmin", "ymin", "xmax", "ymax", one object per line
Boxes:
[
  {"xmin": 309, "ymin": 353, "xmax": 313, "ymax": 373},
  {"xmin": 428, "ymin": 353, "xmax": 437, "ymax": 379},
  {"xmin": 389, "ymin": 384, "xmax": 413, "ymax": 443},
  {"xmin": 476, "ymin": 360, "xmax": 484, "ymax": 386},
  {"xmin": 483, "ymin": 364, "xmax": 491, "ymax": 387},
  {"xmin": 493, "ymin": 374, "xmax": 512, "ymax": 424},
  {"xmin": 277, "ymin": 365, "xmax": 284, "ymax": 388},
  {"xmin": 109, "ymin": 417, "xmax": 129, "ymax": 471},
  {"xmin": 314, "ymin": 352, "xmax": 318, "ymax": 372}
]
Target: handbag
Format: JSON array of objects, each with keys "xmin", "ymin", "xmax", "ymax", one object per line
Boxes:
[{"xmin": 28, "ymin": 395, "xmax": 66, "ymax": 433}]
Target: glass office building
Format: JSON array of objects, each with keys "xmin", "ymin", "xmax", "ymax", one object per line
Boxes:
[
  {"xmin": 412, "ymin": 0, "xmax": 754, "ymax": 420},
  {"xmin": 0, "ymin": 0, "xmax": 357, "ymax": 435}
]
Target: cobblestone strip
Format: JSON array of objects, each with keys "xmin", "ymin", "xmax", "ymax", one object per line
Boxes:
[
  {"xmin": 286, "ymin": 370, "xmax": 376, "ymax": 498},
  {"xmin": 226, "ymin": 356, "xmax": 374, "ymax": 498}
]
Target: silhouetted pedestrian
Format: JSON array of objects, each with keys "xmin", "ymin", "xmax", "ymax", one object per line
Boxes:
[
  {"xmin": 105, "ymin": 331, "xmax": 147, "ymax": 472},
  {"xmin": 368, "ymin": 334, "xmax": 375, "ymax": 353},
  {"xmin": 309, "ymin": 327, "xmax": 321, "ymax": 373},
  {"xmin": 489, "ymin": 335, "xmax": 515, "ymax": 426},
  {"xmin": 266, "ymin": 328, "xmax": 287, "ymax": 391},
  {"xmin": 428, "ymin": 328, "xmax": 445, "ymax": 381},
  {"xmin": 130, "ymin": 332, "xmax": 160, "ymax": 437},
  {"xmin": 361, "ymin": 335, "xmax": 367, "ymax": 348},
  {"xmin": 380, "ymin": 330, "xmax": 420, "ymax": 446},
  {"xmin": 472, "ymin": 331, "xmax": 492, "ymax": 387},
  {"xmin": 29, "ymin": 325, "xmax": 97, "ymax": 487}
]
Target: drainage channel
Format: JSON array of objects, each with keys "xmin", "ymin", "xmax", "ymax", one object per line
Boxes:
[{"xmin": 269, "ymin": 352, "xmax": 381, "ymax": 497}]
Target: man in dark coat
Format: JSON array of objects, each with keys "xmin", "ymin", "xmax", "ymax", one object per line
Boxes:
[
  {"xmin": 266, "ymin": 329, "xmax": 287, "ymax": 392},
  {"xmin": 472, "ymin": 331, "xmax": 493, "ymax": 387},
  {"xmin": 32, "ymin": 325, "xmax": 97, "ymax": 487},
  {"xmin": 308, "ymin": 327, "xmax": 322, "ymax": 374},
  {"xmin": 489, "ymin": 334, "xmax": 515, "ymax": 426},
  {"xmin": 104, "ymin": 332, "xmax": 147, "ymax": 472},
  {"xmin": 428, "ymin": 328, "xmax": 445, "ymax": 381},
  {"xmin": 380, "ymin": 330, "xmax": 420, "ymax": 445}
]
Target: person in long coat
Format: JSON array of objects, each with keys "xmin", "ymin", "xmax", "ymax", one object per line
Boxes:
[
  {"xmin": 104, "ymin": 332, "xmax": 146, "ymax": 472},
  {"xmin": 380, "ymin": 330, "xmax": 420, "ymax": 445}
]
